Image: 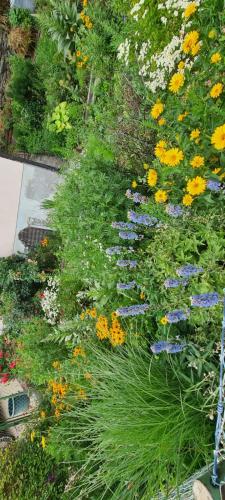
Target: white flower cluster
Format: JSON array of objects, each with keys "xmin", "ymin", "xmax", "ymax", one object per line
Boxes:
[
  {"xmin": 117, "ymin": 38, "xmax": 130, "ymax": 66},
  {"xmin": 158, "ymin": 0, "xmax": 201, "ymax": 12},
  {"xmin": 137, "ymin": 41, "xmax": 151, "ymax": 62},
  {"xmin": 41, "ymin": 276, "xmax": 60, "ymax": 325},
  {"xmin": 144, "ymin": 34, "xmax": 183, "ymax": 93},
  {"xmin": 130, "ymin": 0, "xmax": 145, "ymax": 21}
]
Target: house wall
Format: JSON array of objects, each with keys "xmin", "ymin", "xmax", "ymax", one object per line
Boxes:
[{"xmin": 0, "ymin": 157, "xmax": 23, "ymax": 257}]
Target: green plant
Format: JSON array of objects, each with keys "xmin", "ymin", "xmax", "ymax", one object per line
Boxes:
[
  {"xmin": 8, "ymin": 26, "xmax": 32, "ymax": 56},
  {"xmin": 48, "ymin": 101, "xmax": 72, "ymax": 133},
  {"xmin": 8, "ymin": 7, "xmax": 34, "ymax": 29}
]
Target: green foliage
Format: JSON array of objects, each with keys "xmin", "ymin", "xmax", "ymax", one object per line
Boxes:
[
  {"xmin": 8, "ymin": 7, "xmax": 34, "ymax": 28},
  {"xmin": 0, "ymin": 438, "xmax": 67, "ymax": 500},
  {"xmin": 48, "ymin": 101, "xmax": 72, "ymax": 133}
]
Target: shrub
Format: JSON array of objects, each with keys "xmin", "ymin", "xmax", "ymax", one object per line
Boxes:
[
  {"xmin": 8, "ymin": 7, "xmax": 34, "ymax": 29},
  {"xmin": 8, "ymin": 27, "xmax": 32, "ymax": 56}
]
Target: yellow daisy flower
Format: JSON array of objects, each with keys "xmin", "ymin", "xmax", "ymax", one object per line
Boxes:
[
  {"xmin": 184, "ymin": 2, "xmax": 197, "ymax": 18},
  {"xmin": 160, "ymin": 316, "xmax": 168, "ymax": 325},
  {"xmin": 211, "ymin": 123, "xmax": 225, "ymax": 150},
  {"xmin": 158, "ymin": 117, "xmax": 166, "ymax": 126},
  {"xmin": 190, "ymin": 155, "xmax": 205, "ymax": 168},
  {"xmin": 210, "ymin": 83, "xmax": 223, "ymax": 99},
  {"xmin": 187, "ymin": 176, "xmax": 206, "ymax": 196},
  {"xmin": 147, "ymin": 169, "xmax": 158, "ymax": 187},
  {"xmin": 211, "ymin": 52, "xmax": 221, "ymax": 64},
  {"xmin": 212, "ymin": 167, "xmax": 221, "ymax": 174},
  {"xmin": 132, "ymin": 180, "xmax": 137, "ymax": 188},
  {"xmin": 178, "ymin": 61, "xmax": 185, "ymax": 70},
  {"xmin": 169, "ymin": 72, "xmax": 185, "ymax": 93},
  {"xmin": 155, "ymin": 190, "xmax": 168, "ymax": 203},
  {"xmin": 182, "ymin": 194, "xmax": 193, "ymax": 206},
  {"xmin": 190, "ymin": 129, "xmax": 200, "ymax": 140},
  {"xmin": 150, "ymin": 101, "xmax": 164, "ymax": 119},
  {"xmin": 182, "ymin": 31, "xmax": 199, "ymax": 55},
  {"xmin": 163, "ymin": 148, "xmax": 184, "ymax": 167}
]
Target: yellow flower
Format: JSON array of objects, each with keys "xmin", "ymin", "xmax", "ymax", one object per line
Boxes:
[
  {"xmin": 30, "ymin": 431, "xmax": 35, "ymax": 443},
  {"xmin": 212, "ymin": 167, "xmax": 221, "ymax": 174},
  {"xmin": 187, "ymin": 176, "xmax": 206, "ymax": 196},
  {"xmin": 190, "ymin": 129, "xmax": 200, "ymax": 140},
  {"xmin": 178, "ymin": 111, "xmax": 188, "ymax": 122},
  {"xmin": 182, "ymin": 194, "xmax": 194, "ymax": 206},
  {"xmin": 143, "ymin": 163, "xmax": 149, "ymax": 170},
  {"xmin": 40, "ymin": 411, "xmax": 46, "ymax": 420},
  {"xmin": 52, "ymin": 361, "xmax": 61, "ymax": 370},
  {"xmin": 76, "ymin": 50, "xmax": 82, "ymax": 57},
  {"xmin": 147, "ymin": 169, "xmax": 158, "ymax": 187},
  {"xmin": 190, "ymin": 155, "xmax": 204, "ymax": 168},
  {"xmin": 51, "ymin": 395, "xmax": 57, "ymax": 405},
  {"xmin": 182, "ymin": 31, "xmax": 199, "ymax": 55},
  {"xmin": 210, "ymin": 83, "xmax": 223, "ymax": 99},
  {"xmin": 191, "ymin": 41, "xmax": 201, "ymax": 56},
  {"xmin": 160, "ymin": 316, "xmax": 168, "ymax": 325},
  {"xmin": 55, "ymin": 408, "xmax": 61, "ymax": 419},
  {"xmin": 211, "ymin": 123, "xmax": 225, "ymax": 150},
  {"xmin": 155, "ymin": 190, "xmax": 168, "ymax": 203},
  {"xmin": 150, "ymin": 101, "xmax": 164, "ymax": 119},
  {"xmin": 208, "ymin": 29, "xmax": 217, "ymax": 39},
  {"xmin": 140, "ymin": 291, "xmax": 145, "ymax": 299},
  {"xmin": 163, "ymin": 148, "xmax": 184, "ymax": 167},
  {"xmin": 96, "ymin": 315, "xmax": 109, "ymax": 340},
  {"xmin": 83, "ymin": 55, "xmax": 89, "ymax": 63},
  {"xmin": 158, "ymin": 118, "xmax": 166, "ymax": 126},
  {"xmin": 154, "ymin": 140, "xmax": 167, "ymax": 159},
  {"xmin": 77, "ymin": 61, "xmax": 84, "ymax": 68},
  {"xmin": 184, "ymin": 2, "xmax": 197, "ymax": 18},
  {"xmin": 132, "ymin": 180, "xmax": 137, "ymax": 188},
  {"xmin": 211, "ymin": 52, "xmax": 221, "ymax": 64},
  {"xmin": 169, "ymin": 72, "xmax": 185, "ymax": 93},
  {"xmin": 178, "ymin": 61, "xmax": 185, "ymax": 70},
  {"xmin": 41, "ymin": 436, "xmax": 46, "ymax": 449},
  {"xmin": 73, "ymin": 346, "xmax": 85, "ymax": 357},
  {"xmin": 80, "ymin": 312, "xmax": 85, "ymax": 320},
  {"xmin": 40, "ymin": 237, "xmax": 48, "ymax": 247}
]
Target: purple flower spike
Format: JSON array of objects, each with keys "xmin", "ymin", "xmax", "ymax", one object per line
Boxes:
[
  {"xmin": 164, "ymin": 278, "xmax": 188, "ymax": 288},
  {"xmin": 207, "ymin": 180, "xmax": 221, "ymax": 192},
  {"xmin": 126, "ymin": 190, "xmax": 149, "ymax": 204},
  {"xmin": 117, "ymin": 281, "xmax": 136, "ymax": 290},
  {"xmin": 166, "ymin": 204, "xmax": 183, "ymax": 218},
  {"xmin": 116, "ymin": 304, "xmax": 149, "ymax": 317},
  {"xmin": 190, "ymin": 292, "xmax": 219, "ymax": 307},
  {"xmin": 117, "ymin": 260, "xmax": 137, "ymax": 269},
  {"xmin": 176, "ymin": 264, "xmax": 203, "ymax": 277},
  {"xmin": 151, "ymin": 341, "xmax": 186, "ymax": 354},
  {"xmin": 128, "ymin": 210, "xmax": 158, "ymax": 227},
  {"xmin": 106, "ymin": 246, "xmax": 122, "ymax": 256},
  {"xmin": 112, "ymin": 221, "xmax": 137, "ymax": 230},
  {"xmin": 165, "ymin": 309, "xmax": 190, "ymax": 323},
  {"xmin": 151, "ymin": 341, "xmax": 169, "ymax": 354},
  {"xmin": 119, "ymin": 231, "xmax": 142, "ymax": 240},
  {"xmin": 166, "ymin": 343, "xmax": 186, "ymax": 353}
]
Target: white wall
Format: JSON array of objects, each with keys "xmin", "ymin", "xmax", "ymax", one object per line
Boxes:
[{"xmin": 0, "ymin": 157, "xmax": 23, "ymax": 257}]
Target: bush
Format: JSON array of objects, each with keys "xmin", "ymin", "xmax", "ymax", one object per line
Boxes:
[
  {"xmin": 8, "ymin": 26, "xmax": 32, "ymax": 56},
  {"xmin": 8, "ymin": 7, "xmax": 34, "ymax": 29}
]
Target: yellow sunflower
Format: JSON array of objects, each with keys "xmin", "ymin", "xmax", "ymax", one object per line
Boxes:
[
  {"xmin": 187, "ymin": 176, "xmax": 206, "ymax": 196},
  {"xmin": 163, "ymin": 148, "xmax": 184, "ymax": 167}
]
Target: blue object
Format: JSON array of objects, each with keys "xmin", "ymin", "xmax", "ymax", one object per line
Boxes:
[
  {"xmin": 8, "ymin": 394, "xmax": 30, "ymax": 417},
  {"xmin": 10, "ymin": 0, "xmax": 35, "ymax": 11}
]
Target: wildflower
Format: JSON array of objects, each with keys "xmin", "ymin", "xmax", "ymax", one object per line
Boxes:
[
  {"xmin": 182, "ymin": 31, "xmax": 200, "ymax": 56},
  {"xmin": 116, "ymin": 304, "xmax": 149, "ymax": 317},
  {"xmin": 119, "ymin": 231, "xmax": 141, "ymax": 240},
  {"xmin": 30, "ymin": 431, "xmax": 35, "ymax": 443},
  {"xmin": 165, "ymin": 309, "xmax": 189, "ymax": 323},
  {"xmin": 112, "ymin": 221, "xmax": 136, "ymax": 230},
  {"xmin": 40, "ymin": 237, "xmax": 48, "ymax": 247},
  {"xmin": 155, "ymin": 140, "xmax": 167, "ymax": 160},
  {"xmin": 160, "ymin": 316, "xmax": 169, "ymax": 325},
  {"xmin": 89, "ymin": 308, "xmax": 97, "ymax": 318},
  {"xmin": 143, "ymin": 163, "xmax": 149, "ymax": 170},
  {"xmin": 182, "ymin": 194, "xmax": 193, "ymax": 206},
  {"xmin": 125, "ymin": 189, "xmax": 149, "ymax": 204},
  {"xmin": 211, "ymin": 52, "xmax": 221, "ymax": 64},
  {"xmin": 184, "ymin": 2, "xmax": 197, "ymax": 18},
  {"xmin": 155, "ymin": 190, "xmax": 168, "ymax": 203},
  {"xmin": 167, "ymin": 343, "xmax": 186, "ymax": 353},
  {"xmin": 147, "ymin": 169, "xmax": 158, "ymax": 187},
  {"xmin": 210, "ymin": 83, "xmax": 223, "ymax": 99},
  {"xmin": 0, "ymin": 373, "xmax": 9, "ymax": 384},
  {"xmin": 106, "ymin": 246, "xmax": 122, "ymax": 256},
  {"xmin": 164, "ymin": 278, "xmax": 188, "ymax": 288},
  {"xmin": 96, "ymin": 315, "xmax": 109, "ymax": 340},
  {"xmin": 166, "ymin": 204, "xmax": 183, "ymax": 218},
  {"xmin": 190, "ymin": 129, "xmax": 200, "ymax": 140},
  {"xmin": 158, "ymin": 118, "xmax": 166, "ymax": 126},
  {"xmin": 190, "ymin": 292, "xmax": 219, "ymax": 307},
  {"xmin": 169, "ymin": 72, "xmax": 185, "ymax": 93},
  {"xmin": 178, "ymin": 61, "xmax": 185, "ymax": 70},
  {"xmin": 176, "ymin": 264, "xmax": 203, "ymax": 277},
  {"xmin": 73, "ymin": 346, "xmax": 85, "ymax": 357},
  {"xmin": 207, "ymin": 180, "xmax": 221, "ymax": 192},
  {"xmin": 40, "ymin": 411, "xmax": 46, "ymax": 420},
  {"xmin": 52, "ymin": 361, "xmax": 61, "ymax": 370},
  {"xmin": 80, "ymin": 312, "xmax": 85, "ymax": 320},
  {"xmin": 128, "ymin": 210, "xmax": 158, "ymax": 226},
  {"xmin": 140, "ymin": 291, "xmax": 145, "ymax": 299},
  {"xmin": 132, "ymin": 180, "xmax": 137, "ymax": 188},
  {"xmin": 178, "ymin": 111, "xmax": 188, "ymax": 121},
  {"xmin": 109, "ymin": 317, "xmax": 126, "ymax": 346},
  {"xmin": 212, "ymin": 167, "xmax": 221, "ymax": 174},
  {"xmin": 55, "ymin": 408, "xmax": 61, "ymax": 418},
  {"xmin": 211, "ymin": 124, "xmax": 225, "ymax": 150},
  {"xmin": 117, "ymin": 281, "xmax": 136, "ymax": 290},
  {"xmin": 41, "ymin": 436, "xmax": 46, "ymax": 449},
  {"xmin": 163, "ymin": 148, "xmax": 184, "ymax": 166},
  {"xmin": 76, "ymin": 50, "xmax": 82, "ymax": 57},
  {"xmin": 117, "ymin": 260, "xmax": 137, "ymax": 268},
  {"xmin": 151, "ymin": 341, "xmax": 185, "ymax": 354},
  {"xmin": 150, "ymin": 101, "xmax": 164, "ymax": 119},
  {"xmin": 9, "ymin": 360, "xmax": 16, "ymax": 369},
  {"xmin": 187, "ymin": 176, "xmax": 206, "ymax": 195},
  {"xmin": 51, "ymin": 395, "xmax": 57, "ymax": 405},
  {"xmin": 151, "ymin": 341, "xmax": 169, "ymax": 354},
  {"xmin": 190, "ymin": 155, "xmax": 205, "ymax": 169}
]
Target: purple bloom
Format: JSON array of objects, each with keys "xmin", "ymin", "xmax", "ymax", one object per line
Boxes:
[
  {"xmin": 151, "ymin": 341, "xmax": 186, "ymax": 354},
  {"xmin": 164, "ymin": 278, "xmax": 188, "ymax": 288},
  {"xmin": 117, "ymin": 281, "xmax": 136, "ymax": 290},
  {"xmin": 126, "ymin": 190, "xmax": 149, "ymax": 204},
  {"xmin": 166, "ymin": 204, "xmax": 183, "ymax": 218},
  {"xmin": 207, "ymin": 180, "xmax": 221, "ymax": 192},
  {"xmin": 116, "ymin": 304, "xmax": 149, "ymax": 317},
  {"xmin": 119, "ymin": 231, "xmax": 142, "ymax": 240},
  {"xmin": 112, "ymin": 221, "xmax": 137, "ymax": 230},
  {"xmin": 128, "ymin": 210, "xmax": 158, "ymax": 227},
  {"xmin": 190, "ymin": 292, "xmax": 219, "ymax": 307},
  {"xmin": 176, "ymin": 264, "xmax": 203, "ymax": 277},
  {"xmin": 117, "ymin": 260, "xmax": 137, "ymax": 269},
  {"xmin": 106, "ymin": 246, "xmax": 123, "ymax": 256},
  {"xmin": 165, "ymin": 309, "xmax": 190, "ymax": 323}
]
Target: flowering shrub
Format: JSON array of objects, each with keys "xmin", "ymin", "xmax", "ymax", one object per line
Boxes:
[{"xmin": 40, "ymin": 277, "xmax": 60, "ymax": 325}]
